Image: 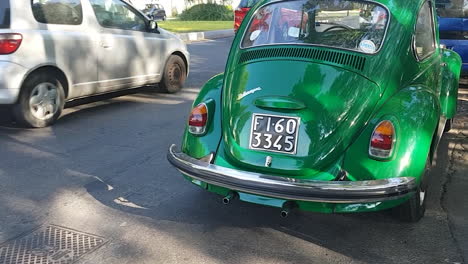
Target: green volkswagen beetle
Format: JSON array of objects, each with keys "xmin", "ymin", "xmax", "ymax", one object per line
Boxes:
[{"xmin": 168, "ymin": 0, "xmax": 461, "ymax": 222}]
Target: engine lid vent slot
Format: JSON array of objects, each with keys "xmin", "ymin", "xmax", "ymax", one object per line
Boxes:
[{"xmin": 238, "ymin": 47, "xmax": 367, "ymax": 71}]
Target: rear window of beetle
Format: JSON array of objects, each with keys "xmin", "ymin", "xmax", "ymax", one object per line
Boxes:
[
  {"xmin": 241, "ymin": 0, "xmax": 389, "ymax": 54},
  {"xmin": 0, "ymin": 1, "xmax": 11, "ymax": 29},
  {"xmin": 31, "ymin": 0, "xmax": 83, "ymax": 25}
]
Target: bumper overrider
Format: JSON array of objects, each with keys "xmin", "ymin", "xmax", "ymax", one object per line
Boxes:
[{"xmin": 167, "ymin": 144, "xmax": 417, "ymax": 203}]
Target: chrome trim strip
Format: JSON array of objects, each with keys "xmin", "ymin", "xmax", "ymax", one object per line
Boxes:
[
  {"xmin": 167, "ymin": 144, "xmax": 417, "ymax": 203},
  {"xmin": 74, "ymin": 73, "xmax": 161, "ymax": 87}
]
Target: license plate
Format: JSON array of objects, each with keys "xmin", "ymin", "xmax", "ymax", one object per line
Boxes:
[{"xmin": 249, "ymin": 114, "xmax": 300, "ymax": 154}]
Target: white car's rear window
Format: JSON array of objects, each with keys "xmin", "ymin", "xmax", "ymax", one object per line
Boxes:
[
  {"xmin": 31, "ymin": 0, "xmax": 83, "ymax": 25},
  {"xmin": 242, "ymin": 0, "xmax": 389, "ymax": 54},
  {"xmin": 0, "ymin": 1, "xmax": 10, "ymax": 29}
]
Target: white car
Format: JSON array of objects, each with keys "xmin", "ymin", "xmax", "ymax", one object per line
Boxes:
[{"xmin": 0, "ymin": 0, "xmax": 189, "ymax": 127}]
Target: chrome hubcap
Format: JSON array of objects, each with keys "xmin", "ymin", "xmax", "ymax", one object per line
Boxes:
[{"xmin": 29, "ymin": 83, "xmax": 60, "ymax": 120}]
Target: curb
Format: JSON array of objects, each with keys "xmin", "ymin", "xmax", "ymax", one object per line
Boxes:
[{"xmin": 176, "ymin": 29, "xmax": 234, "ymax": 42}]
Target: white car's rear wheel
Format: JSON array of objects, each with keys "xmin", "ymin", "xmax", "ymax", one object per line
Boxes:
[
  {"xmin": 159, "ymin": 55, "xmax": 187, "ymax": 94},
  {"xmin": 13, "ymin": 73, "xmax": 65, "ymax": 128}
]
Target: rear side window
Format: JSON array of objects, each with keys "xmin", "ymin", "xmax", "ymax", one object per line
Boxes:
[
  {"xmin": 239, "ymin": 0, "xmax": 260, "ymax": 8},
  {"xmin": 31, "ymin": 0, "xmax": 83, "ymax": 25},
  {"xmin": 0, "ymin": 1, "xmax": 10, "ymax": 29},
  {"xmin": 414, "ymin": 1, "xmax": 436, "ymax": 60}
]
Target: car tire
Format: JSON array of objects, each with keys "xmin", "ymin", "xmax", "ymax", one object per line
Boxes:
[
  {"xmin": 392, "ymin": 160, "xmax": 430, "ymax": 223},
  {"xmin": 162, "ymin": 15, "xmax": 166, "ymax": 21},
  {"xmin": 444, "ymin": 118, "xmax": 453, "ymax": 132},
  {"xmin": 13, "ymin": 73, "xmax": 65, "ymax": 128},
  {"xmin": 159, "ymin": 55, "xmax": 187, "ymax": 94}
]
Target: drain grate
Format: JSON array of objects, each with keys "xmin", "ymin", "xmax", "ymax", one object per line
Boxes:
[{"xmin": 0, "ymin": 225, "xmax": 107, "ymax": 264}]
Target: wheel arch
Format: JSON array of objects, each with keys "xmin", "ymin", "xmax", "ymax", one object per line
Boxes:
[
  {"xmin": 169, "ymin": 51, "xmax": 189, "ymax": 77},
  {"xmin": 343, "ymin": 85, "xmax": 440, "ymax": 183},
  {"xmin": 182, "ymin": 73, "xmax": 224, "ymax": 159},
  {"xmin": 20, "ymin": 65, "xmax": 70, "ymax": 99},
  {"xmin": 440, "ymin": 49, "xmax": 462, "ymax": 118}
]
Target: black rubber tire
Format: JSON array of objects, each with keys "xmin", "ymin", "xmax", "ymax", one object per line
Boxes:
[
  {"xmin": 444, "ymin": 118, "xmax": 453, "ymax": 133},
  {"xmin": 392, "ymin": 161, "xmax": 430, "ymax": 223},
  {"xmin": 13, "ymin": 73, "xmax": 65, "ymax": 128},
  {"xmin": 159, "ymin": 55, "xmax": 187, "ymax": 94}
]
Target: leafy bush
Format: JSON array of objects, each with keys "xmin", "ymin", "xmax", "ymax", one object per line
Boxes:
[{"xmin": 179, "ymin": 3, "xmax": 233, "ymax": 21}]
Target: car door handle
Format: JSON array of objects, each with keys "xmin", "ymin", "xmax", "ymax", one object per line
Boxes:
[
  {"xmin": 101, "ymin": 42, "xmax": 112, "ymax": 48},
  {"xmin": 440, "ymin": 62, "xmax": 447, "ymax": 67}
]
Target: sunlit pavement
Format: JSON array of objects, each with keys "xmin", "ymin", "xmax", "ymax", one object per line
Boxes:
[
  {"xmin": 0, "ymin": 37, "xmax": 466, "ymax": 264},
  {"xmin": 444, "ymin": 86, "xmax": 468, "ymax": 262}
]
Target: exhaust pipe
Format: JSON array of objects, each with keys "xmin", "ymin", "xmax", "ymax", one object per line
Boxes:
[
  {"xmin": 281, "ymin": 201, "xmax": 297, "ymax": 218},
  {"xmin": 222, "ymin": 191, "xmax": 238, "ymax": 205}
]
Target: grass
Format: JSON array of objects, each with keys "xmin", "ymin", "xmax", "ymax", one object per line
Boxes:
[{"xmin": 158, "ymin": 20, "xmax": 233, "ymax": 33}]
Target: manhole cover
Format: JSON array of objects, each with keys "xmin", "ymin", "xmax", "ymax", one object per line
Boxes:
[{"xmin": 0, "ymin": 225, "xmax": 107, "ymax": 264}]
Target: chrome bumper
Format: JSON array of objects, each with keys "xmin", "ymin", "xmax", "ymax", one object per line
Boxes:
[{"xmin": 167, "ymin": 145, "xmax": 417, "ymax": 203}]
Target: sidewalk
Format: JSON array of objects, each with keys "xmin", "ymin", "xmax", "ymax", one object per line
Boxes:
[
  {"xmin": 175, "ymin": 29, "xmax": 234, "ymax": 42},
  {"xmin": 444, "ymin": 86, "xmax": 468, "ymax": 263}
]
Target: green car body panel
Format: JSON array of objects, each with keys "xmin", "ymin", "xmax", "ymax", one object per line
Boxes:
[{"xmin": 173, "ymin": 0, "xmax": 462, "ymax": 214}]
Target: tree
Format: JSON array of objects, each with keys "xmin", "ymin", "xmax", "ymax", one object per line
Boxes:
[{"xmin": 185, "ymin": 0, "xmax": 232, "ymax": 5}]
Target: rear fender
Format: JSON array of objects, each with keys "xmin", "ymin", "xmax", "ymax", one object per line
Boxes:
[
  {"xmin": 343, "ymin": 86, "xmax": 440, "ymax": 184},
  {"xmin": 440, "ymin": 49, "xmax": 461, "ymax": 119},
  {"xmin": 181, "ymin": 74, "xmax": 224, "ymax": 159}
]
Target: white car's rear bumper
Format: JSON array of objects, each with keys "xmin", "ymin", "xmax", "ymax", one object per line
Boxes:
[{"xmin": 0, "ymin": 61, "xmax": 28, "ymax": 104}]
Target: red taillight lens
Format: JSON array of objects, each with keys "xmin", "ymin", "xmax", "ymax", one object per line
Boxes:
[
  {"xmin": 0, "ymin": 34, "xmax": 23, "ymax": 55},
  {"xmin": 234, "ymin": 8, "xmax": 250, "ymax": 31},
  {"xmin": 369, "ymin": 120, "xmax": 395, "ymax": 158},
  {"xmin": 188, "ymin": 103, "xmax": 208, "ymax": 135}
]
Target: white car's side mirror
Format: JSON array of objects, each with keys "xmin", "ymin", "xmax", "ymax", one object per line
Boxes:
[{"xmin": 149, "ymin": 20, "xmax": 158, "ymax": 31}]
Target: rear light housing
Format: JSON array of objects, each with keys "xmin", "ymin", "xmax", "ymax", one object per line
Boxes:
[
  {"xmin": 188, "ymin": 103, "xmax": 208, "ymax": 135},
  {"xmin": 234, "ymin": 8, "xmax": 248, "ymax": 32},
  {"xmin": 0, "ymin": 34, "xmax": 23, "ymax": 55},
  {"xmin": 369, "ymin": 120, "xmax": 396, "ymax": 159}
]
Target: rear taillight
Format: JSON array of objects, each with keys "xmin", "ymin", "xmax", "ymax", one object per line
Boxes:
[
  {"xmin": 0, "ymin": 34, "xmax": 22, "ymax": 55},
  {"xmin": 188, "ymin": 103, "xmax": 208, "ymax": 135},
  {"xmin": 369, "ymin": 120, "xmax": 395, "ymax": 158}
]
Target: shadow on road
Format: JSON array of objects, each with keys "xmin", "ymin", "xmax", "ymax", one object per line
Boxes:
[
  {"xmin": 0, "ymin": 85, "xmax": 163, "ymax": 128},
  {"xmin": 1, "ymin": 37, "xmax": 464, "ymax": 263},
  {"xmin": 82, "ymin": 112, "xmax": 463, "ymax": 264}
]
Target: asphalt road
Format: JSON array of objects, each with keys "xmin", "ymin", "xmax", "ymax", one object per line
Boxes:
[{"xmin": 0, "ymin": 37, "xmax": 465, "ymax": 264}]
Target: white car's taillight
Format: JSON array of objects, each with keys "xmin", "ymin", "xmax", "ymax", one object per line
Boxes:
[
  {"xmin": 188, "ymin": 103, "xmax": 208, "ymax": 135},
  {"xmin": 369, "ymin": 120, "xmax": 395, "ymax": 158},
  {"xmin": 0, "ymin": 34, "xmax": 23, "ymax": 55}
]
